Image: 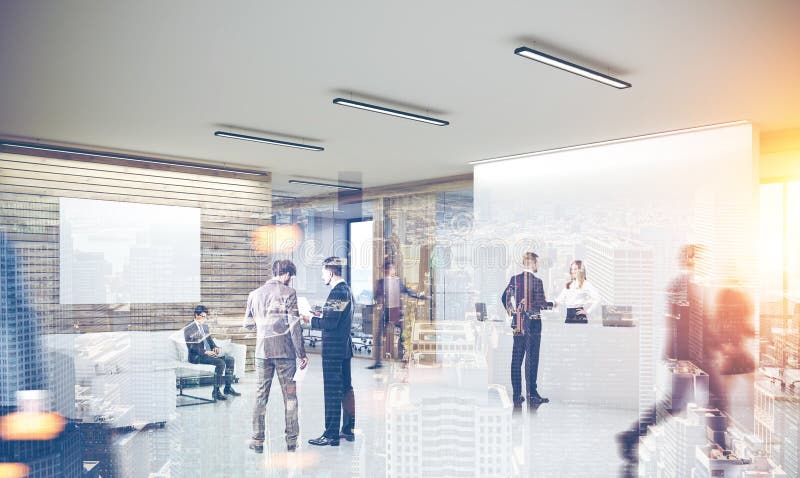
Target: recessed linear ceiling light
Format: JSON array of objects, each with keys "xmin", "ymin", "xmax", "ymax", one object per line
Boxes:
[
  {"xmin": 0, "ymin": 142, "xmax": 267, "ymax": 176},
  {"xmin": 288, "ymin": 179, "xmax": 362, "ymax": 191},
  {"xmin": 272, "ymin": 194, "xmax": 298, "ymax": 200},
  {"xmin": 214, "ymin": 131, "xmax": 323, "ymax": 151},
  {"xmin": 469, "ymin": 120, "xmax": 750, "ymax": 165},
  {"xmin": 332, "ymin": 98, "xmax": 449, "ymax": 126},
  {"xmin": 513, "ymin": 46, "xmax": 631, "ymax": 89}
]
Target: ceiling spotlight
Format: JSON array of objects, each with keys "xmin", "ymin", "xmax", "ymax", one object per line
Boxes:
[
  {"xmin": 514, "ymin": 46, "xmax": 631, "ymax": 89},
  {"xmin": 332, "ymin": 98, "xmax": 449, "ymax": 126},
  {"xmin": 214, "ymin": 131, "xmax": 323, "ymax": 151},
  {"xmin": 288, "ymin": 179, "xmax": 362, "ymax": 191}
]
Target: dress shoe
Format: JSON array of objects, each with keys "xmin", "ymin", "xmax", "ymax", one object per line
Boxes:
[
  {"xmin": 212, "ymin": 389, "xmax": 227, "ymax": 401},
  {"xmin": 512, "ymin": 396, "xmax": 525, "ymax": 406},
  {"xmin": 527, "ymin": 393, "xmax": 549, "ymax": 404},
  {"xmin": 366, "ymin": 362, "xmax": 383, "ymax": 369},
  {"xmin": 527, "ymin": 402, "xmax": 543, "ymax": 412},
  {"xmin": 287, "ymin": 444, "xmax": 297, "ymax": 452},
  {"xmin": 340, "ymin": 431, "xmax": 355, "ymax": 442},
  {"xmin": 223, "ymin": 386, "xmax": 241, "ymax": 396},
  {"xmin": 249, "ymin": 443, "xmax": 263, "ymax": 454},
  {"xmin": 308, "ymin": 435, "xmax": 339, "ymax": 446}
]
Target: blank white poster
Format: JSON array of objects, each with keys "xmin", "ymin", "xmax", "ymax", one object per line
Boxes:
[{"xmin": 59, "ymin": 198, "xmax": 201, "ymax": 304}]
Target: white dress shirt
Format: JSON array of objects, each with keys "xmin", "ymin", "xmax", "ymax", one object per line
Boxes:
[
  {"xmin": 555, "ymin": 280, "xmax": 601, "ymax": 317},
  {"xmin": 384, "ymin": 277, "xmax": 401, "ymax": 308},
  {"xmin": 193, "ymin": 320, "xmax": 211, "ymax": 350}
]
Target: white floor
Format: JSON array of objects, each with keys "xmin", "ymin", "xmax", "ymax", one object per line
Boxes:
[{"xmin": 134, "ymin": 357, "xmax": 633, "ymax": 477}]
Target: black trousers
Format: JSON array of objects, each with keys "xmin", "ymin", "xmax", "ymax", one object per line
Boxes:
[
  {"xmin": 510, "ymin": 319, "xmax": 542, "ymax": 398},
  {"xmin": 194, "ymin": 353, "xmax": 235, "ymax": 387},
  {"xmin": 322, "ymin": 357, "xmax": 355, "ymax": 438},
  {"xmin": 374, "ymin": 308, "xmax": 403, "ymax": 362}
]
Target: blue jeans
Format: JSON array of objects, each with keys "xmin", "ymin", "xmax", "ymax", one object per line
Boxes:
[{"xmin": 252, "ymin": 358, "xmax": 298, "ymax": 446}]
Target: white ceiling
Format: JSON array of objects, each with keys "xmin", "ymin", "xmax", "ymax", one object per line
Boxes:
[{"xmin": 1, "ymin": 1, "xmax": 799, "ymax": 195}]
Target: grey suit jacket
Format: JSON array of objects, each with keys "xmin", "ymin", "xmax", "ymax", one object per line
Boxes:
[{"xmin": 243, "ymin": 279, "xmax": 307, "ymax": 360}]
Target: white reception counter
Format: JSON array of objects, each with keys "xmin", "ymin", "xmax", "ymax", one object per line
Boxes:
[{"xmin": 484, "ymin": 317, "xmax": 640, "ymax": 410}]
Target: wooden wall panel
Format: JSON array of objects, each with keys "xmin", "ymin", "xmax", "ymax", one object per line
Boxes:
[{"xmin": 0, "ymin": 151, "xmax": 272, "ymax": 338}]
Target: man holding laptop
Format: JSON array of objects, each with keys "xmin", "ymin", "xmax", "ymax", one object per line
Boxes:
[
  {"xmin": 302, "ymin": 257, "xmax": 356, "ymax": 447},
  {"xmin": 243, "ymin": 259, "xmax": 308, "ymax": 453}
]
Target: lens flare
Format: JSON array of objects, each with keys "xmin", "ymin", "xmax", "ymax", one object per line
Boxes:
[
  {"xmin": 263, "ymin": 450, "xmax": 321, "ymax": 471},
  {"xmin": 0, "ymin": 463, "xmax": 30, "ymax": 478},
  {"xmin": 0, "ymin": 411, "xmax": 66, "ymax": 441},
  {"xmin": 252, "ymin": 224, "xmax": 302, "ymax": 254}
]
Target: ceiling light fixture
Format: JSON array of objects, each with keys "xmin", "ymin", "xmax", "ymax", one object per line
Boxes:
[
  {"xmin": 0, "ymin": 142, "xmax": 267, "ymax": 176},
  {"xmin": 214, "ymin": 131, "xmax": 323, "ymax": 151},
  {"xmin": 513, "ymin": 46, "xmax": 631, "ymax": 89},
  {"xmin": 272, "ymin": 194, "xmax": 298, "ymax": 200},
  {"xmin": 288, "ymin": 179, "xmax": 362, "ymax": 191},
  {"xmin": 332, "ymin": 98, "xmax": 449, "ymax": 126}
]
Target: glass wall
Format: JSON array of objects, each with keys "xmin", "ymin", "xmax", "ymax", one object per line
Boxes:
[
  {"xmin": 8, "ymin": 128, "xmax": 800, "ymax": 477},
  {"xmin": 758, "ymin": 180, "xmax": 800, "ymax": 369}
]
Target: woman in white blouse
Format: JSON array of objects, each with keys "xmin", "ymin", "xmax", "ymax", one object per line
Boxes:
[{"xmin": 555, "ymin": 260, "xmax": 601, "ymax": 323}]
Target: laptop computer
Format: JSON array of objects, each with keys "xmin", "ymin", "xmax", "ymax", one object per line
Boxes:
[{"xmin": 602, "ymin": 305, "xmax": 635, "ymax": 327}]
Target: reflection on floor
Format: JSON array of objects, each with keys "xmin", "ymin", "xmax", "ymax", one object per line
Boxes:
[{"xmin": 135, "ymin": 358, "xmax": 631, "ymax": 477}]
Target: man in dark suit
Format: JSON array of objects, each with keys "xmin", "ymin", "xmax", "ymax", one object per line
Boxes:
[
  {"xmin": 502, "ymin": 252, "xmax": 553, "ymax": 406},
  {"xmin": 184, "ymin": 305, "xmax": 240, "ymax": 401},
  {"xmin": 302, "ymin": 257, "xmax": 355, "ymax": 446},
  {"xmin": 368, "ymin": 261, "xmax": 426, "ymax": 369}
]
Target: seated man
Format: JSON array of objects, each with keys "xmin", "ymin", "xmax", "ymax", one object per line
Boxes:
[{"xmin": 184, "ymin": 305, "xmax": 240, "ymax": 401}]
